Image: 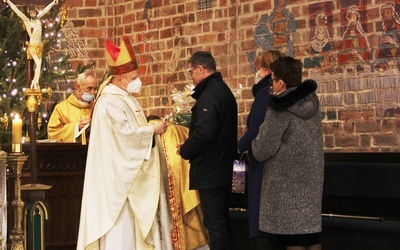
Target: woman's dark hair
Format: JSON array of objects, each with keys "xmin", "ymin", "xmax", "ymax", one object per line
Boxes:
[
  {"xmin": 270, "ymin": 56, "xmax": 303, "ymax": 88},
  {"xmin": 188, "ymin": 51, "xmax": 217, "ymax": 72}
]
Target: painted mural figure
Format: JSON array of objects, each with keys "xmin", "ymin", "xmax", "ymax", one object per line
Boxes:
[
  {"xmin": 337, "ymin": 5, "xmax": 371, "ymax": 69},
  {"xmin": 375, "ymin": 3, "xmax": 400, "ymax": 72},
  {"xmin": 167, "ymin": 19, "xmax": 192, "ymax": 81},
  {"xmin": 143, "ymin": 0, "xmax": 152, "ymax": 23},
  {"xmin": 304, "ymin": 12, "xmax": 335, "ymax": 73},
  {"xmin": 254, "ymin": 0, "xmax": 298, "ymax": 56},
  {"xmin": 4, "ymin": 0, "xmax": 58, "ymax": 90},
  {"xmin": 137, "ymin": 0, "xmax": 157, "ymax": 84},
  {"xmin": 254, "ymin": 14, "xmax": 270, "ymax": 50},
  {"xmin": 249, "ymin": 15, "xmax": 269, "ymax": 72}
]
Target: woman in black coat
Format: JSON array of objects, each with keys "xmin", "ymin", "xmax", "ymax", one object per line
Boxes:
[{"xmin": 238, "ymin": 50, "xmax": 283, "ymax": 248}]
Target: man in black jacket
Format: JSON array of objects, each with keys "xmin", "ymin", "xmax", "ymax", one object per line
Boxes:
[{"xmin": 177, "ymin": 51, "xmax": 238, "ymax": 250}]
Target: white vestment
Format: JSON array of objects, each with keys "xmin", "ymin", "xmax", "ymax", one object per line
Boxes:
[{"xmin": 77, "ymin": 83, "xmax": 172, "ymax": 250}]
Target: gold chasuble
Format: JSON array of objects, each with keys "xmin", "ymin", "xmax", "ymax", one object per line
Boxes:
[
  {"xmin": 160, "ymin": 124, "xmax": 209, "ymax": 249},
  {"xmin": 48, "ymin": 95, "xmax": 92, "ymax": 142}
]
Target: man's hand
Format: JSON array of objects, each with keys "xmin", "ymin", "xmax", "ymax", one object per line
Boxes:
[
  {"xmin": 79, "ymin": 118, "xmax": 91, "ymax": 130},
  {"xmin": 153, "ymin": 121, "xmax": 168, "ymax": 135}
]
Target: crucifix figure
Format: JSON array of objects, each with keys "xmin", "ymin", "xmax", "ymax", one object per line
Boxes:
[{"xmin": 3, "ymin": 0, "xmax": 58, "ymax": 90}]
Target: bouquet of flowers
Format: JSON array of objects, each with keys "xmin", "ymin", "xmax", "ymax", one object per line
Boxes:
[
  {"xmin": 166, "ymin": 83, "xmax": 195, "ymax": 127},
  {"xmin": 166, "ymin": 82, "xmax": 242, "ymax": 126}
]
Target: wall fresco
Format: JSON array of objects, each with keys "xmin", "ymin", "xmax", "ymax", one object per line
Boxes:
[{"xmin": 248, "ymin": 1, "xmax": 400, "ymax": 114}]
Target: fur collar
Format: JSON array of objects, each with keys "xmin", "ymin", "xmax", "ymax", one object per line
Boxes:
[{"xmin": 267, "ymin": 79, "xmax": 318, "ymax": 112}]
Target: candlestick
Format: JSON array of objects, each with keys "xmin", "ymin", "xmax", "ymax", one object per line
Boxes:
[{"xmin": 12, "ymin": 114, "xmax": 22, "ymax": 153}]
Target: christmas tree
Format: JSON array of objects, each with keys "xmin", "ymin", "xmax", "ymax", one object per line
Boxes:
[{"xmin": 0, "ymin": 1, "xmax": 82, "ymax": 143}]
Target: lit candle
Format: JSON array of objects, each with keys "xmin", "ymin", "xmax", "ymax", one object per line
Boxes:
[{"xmin": 12, "ymin": 114, "xmax": 22, "ymax": 152}]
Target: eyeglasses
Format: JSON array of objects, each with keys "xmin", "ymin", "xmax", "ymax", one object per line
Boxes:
[{"xmin": 186, "ymin": 65, "xmax": 202, "ymax": 76}]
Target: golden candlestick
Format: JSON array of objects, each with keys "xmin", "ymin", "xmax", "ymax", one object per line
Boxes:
[{"xmin": 8, "ymin": 152, "xmax": 28, "ymax": 250}]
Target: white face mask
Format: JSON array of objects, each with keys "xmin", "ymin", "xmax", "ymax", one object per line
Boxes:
[
  {"xmin": 81, "ymin": 92, "xmax": 95, "ymax": 102},
  {"xmin": 126, "ymin": 77, "xmax": 143, "ymax": 93},
  {"xmin": 255, "ymin": 71, "xmax": 262, "ymax": 82}
]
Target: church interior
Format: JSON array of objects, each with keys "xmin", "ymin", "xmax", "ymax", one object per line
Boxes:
[{"xmin": 1, "ymin": 0, "xmax": 400, "ymax": 249}]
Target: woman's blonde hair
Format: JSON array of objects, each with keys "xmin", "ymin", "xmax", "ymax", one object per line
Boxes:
[{"xmin": 254, "ymin": 50, "xmax": 284, "ymax": 69}]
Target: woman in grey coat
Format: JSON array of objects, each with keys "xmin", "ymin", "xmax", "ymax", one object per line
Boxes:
[{"xmin": 252, "ymin": 57, "xmax": 324, "ymax": 250}]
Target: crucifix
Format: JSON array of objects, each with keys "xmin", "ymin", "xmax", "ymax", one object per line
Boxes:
[
  {"xmin": 3, "ymin": 0, "xmax": 59, "ymax": 90},
  {"xmin": 3, "ymin": 0, "xmax": 61, "ymax": 184},
  {"xmin": 2, "ymin": 1, "xmax": 60, "ymax": 249}
]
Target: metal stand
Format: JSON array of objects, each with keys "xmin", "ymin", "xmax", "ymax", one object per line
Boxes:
[
  {"xmin": 8, "ymin": 152, "xmax": 28, "ymax": 250},
  {"xmin": 21, "ymin": 89, "xmax": 52, "ymax": 250}
]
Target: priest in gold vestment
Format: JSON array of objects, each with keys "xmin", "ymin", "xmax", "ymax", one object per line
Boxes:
[
  {"xmin": 148, "ymin": 116, "xmax": 209, "ymax": 250},
  {"xmin": 47, "ymin": 70, "xmax": 98, "ymax": 142},
  {"xmin": 77, "ymin": 36, "xmax": 171, "ymax": 250}
]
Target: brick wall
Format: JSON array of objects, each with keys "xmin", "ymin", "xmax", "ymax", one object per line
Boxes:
[{"xmin": 58, "ymin": 0, "xmax": 400, "ymax": 152}]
